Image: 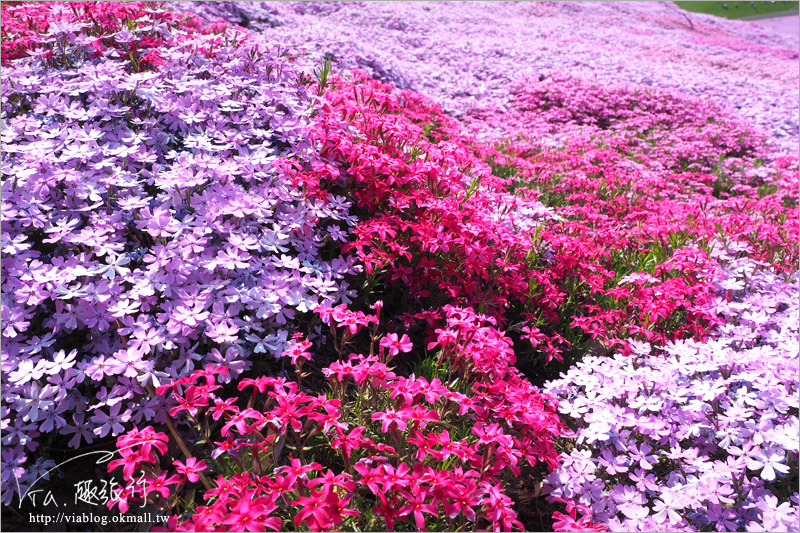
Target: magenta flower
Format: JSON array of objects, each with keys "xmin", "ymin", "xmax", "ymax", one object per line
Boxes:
[
  {"xmin": 173, "ymin": 457, "xmax": 207, "ymax": 483},
  {"xmin": 399, "ymin": 490, "xmax": 438, "ymax": 530},
  {"xmin": 379, "ymin": 332, "xmax": 413, "ymax": 357},
  {"xmin": 372, "ymin": 409, "xmax": 408, "ymax": 433},
  {"xmin": 223, "ymin": 492, "xmax": 281, "ymax": 532}
]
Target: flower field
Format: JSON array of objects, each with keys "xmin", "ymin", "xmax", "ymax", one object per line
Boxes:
[{"xmin": 1, "ymin": 2, "xmax": 797, "ymax": 532}]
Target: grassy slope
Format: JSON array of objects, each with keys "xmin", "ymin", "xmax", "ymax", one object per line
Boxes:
[{"xmin": 675, "ymin": 1, "xmax": 798, "ymax": 19}]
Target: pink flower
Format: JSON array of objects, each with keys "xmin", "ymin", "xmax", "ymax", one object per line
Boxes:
[
  {"xmin": 108, "ymin": 483, "xmax": 138, "ymax": 514},
  {"xmin": 331, "ymin": 426, "xmax": 367, "ymax": 459},
  {"xmin": 400, "ymin": 404, "xmax": 439, "ymax": 430},
  {"xmin": 278, "ymin": 457, "xmax": 323, "ymax": 489},
  {"xmin": 379, "ymin": 333, "xmax": 413, "ymax": 356},
  {"xmin": 142, "ymin": 472, "xmax": 181, "ymax": 499},
  {"xmin": 293, "ymin": 490, "xmax": 333, "ymax": 530},
  {"xmin": 282, "ymin": 337, "xmax": 313, "ymax": 365},
  {"xmin": 313, "ymin": 305, "xmax": 338, "ymax": 325},
  {"xmin": 173, "ymin": 457, "xmax": 207, "ymax": 483},
  {"xmin": 399, "ymin": 490, "xmax": 438, "ymax": 530},
  {"xmin": 372, "ymin": 408, "xmax": 408, "ymax": 433},
  {"xmin": 222, "ymin": 492, "xmax": 282, "ymax": 532}
]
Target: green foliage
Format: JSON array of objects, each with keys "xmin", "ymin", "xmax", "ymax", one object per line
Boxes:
[
  {"xmin": 314, "ymin": 57, "xmax": 333, "ymax": 95},
  {"xmin": 675, "ymin": 1, "xmax": 798, "ymax": 19},
  {"xmin": 759, "ymin": 182, "xmax": 779, "ymax": 198}
]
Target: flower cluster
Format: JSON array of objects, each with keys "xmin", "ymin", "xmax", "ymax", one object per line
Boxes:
[
  {"xmin": 1, "ymin": 1, "xmax": 357, "ymax": 504},
  {"xmin": 482, "ymin": 73, "xmax": 766, "ymax": 172},
  {"xmin": 545, "ymin": 256, "xmax": 799, "ymax": 531},
  {"xmin": 226, "ymin": 2, "xmax": 797, "ymax": 151},
  {"xmin": 0, "ymin": 1, "xmax": 223, "ymax": 68},
  {"xmin": 2, "ymin": 2, "xmax": 798, "ymax": 531},
  {"xmin": 107, "ymin": 304, "xmax": 565, "ymax": 532},
  {"xmin": 311, "ymin": 73, "xmax": 561, "ymax": 334},
  {"xmin": 311, "ymin": 71, "xmax": 788, "ymax": 368},
  {"xmin": 473, "ymin": 73, "xmax": 797, "ymax": 356}
]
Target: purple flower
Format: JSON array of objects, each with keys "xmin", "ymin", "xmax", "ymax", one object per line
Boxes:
[
  {"xmin": 747, "ymin": 448, "xmax": 791, "ymax": 482},
  {"xmin": 652, "ymin": 491, "xmax": 687, "ymax": 525},
  {"xmin": 611, "ymin": 485, "xmax": 647, "ymax": 519},
  {"xmin": 90, "ymin": 404, "xmax": 131, "ymax": 438},
  {"xmin": 105, "ymin": 350, "xmax": 152, "ymax": 379},
  {"xmin": 628, "ymin": 442, "xmax": 658, "ymax": 471},
  {"xmin": 207, "ymin": 347, "xmax": 251, "ymax": 383},
  {"xmin": 599, "ymin": 449, "xmax": 629, "ymax": 475},
  {"xmin": 697, "ymin": 474, "xmax": 735, "ymax": 506}
]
